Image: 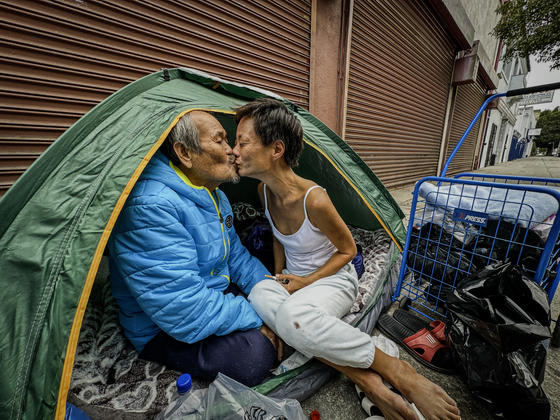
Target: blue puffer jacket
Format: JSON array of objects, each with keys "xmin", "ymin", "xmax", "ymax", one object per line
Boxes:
[{"xmin": 108, "ymin": 151, "xmax": 269, "ymax": 353}]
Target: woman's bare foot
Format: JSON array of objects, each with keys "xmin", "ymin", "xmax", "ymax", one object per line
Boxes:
[
  {"xmin": 317, "ymin": 358, "xmax": 419, "ymax": 420},
  {"xmin": 369, "ymin": 349, "xmax": 460, "ymax": 420},
  {"xmin": 391, "ymin": 359, "xmax": 460, "ymax": 420},
  {"xmin": 355, "ymin": 370, "xmax": 418, "ymax": 420}
]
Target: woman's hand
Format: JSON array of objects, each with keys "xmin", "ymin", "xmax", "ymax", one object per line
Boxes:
[{"xmin": 275, "ymin": 273, "xmax": 310, "ymax": 294}]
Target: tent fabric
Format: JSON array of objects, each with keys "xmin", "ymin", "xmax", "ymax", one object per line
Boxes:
[{"xmin": 0, "ymin": 67, "xmax": 405, "ymax": 420}]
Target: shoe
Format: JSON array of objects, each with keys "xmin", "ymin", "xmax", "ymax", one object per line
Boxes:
[
  {"xmin": 393, "ymin": 309, "xmax": 447, "ymax": 344},
  {"xmin": 377, "ymin": 314, "xmax": 456, "ymax": 374},
  {"xmin": 355, "ymin": 384, "xmax": 426, "ymax": 420},
  {"xmin": 355, "ymin": 384, "xmax": 385, "ymax": 418}
]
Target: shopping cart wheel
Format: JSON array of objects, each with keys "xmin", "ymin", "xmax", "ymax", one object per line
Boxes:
[{"xmin": 399, "ymin": 297, "xmax": 411, "ymax": 311}]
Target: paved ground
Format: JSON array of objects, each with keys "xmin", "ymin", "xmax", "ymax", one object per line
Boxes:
[{"xmin": 300, "ymin": 156, "xmax": 560, "ymax": 419}]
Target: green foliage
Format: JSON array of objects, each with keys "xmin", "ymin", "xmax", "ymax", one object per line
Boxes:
[
  {"xmin": 535, "ymin": 106, "xmax": 560, "ymax": 147},
  {"xmin": 492, "ymin": 0, "xmax": 560, "ymax": 70}
]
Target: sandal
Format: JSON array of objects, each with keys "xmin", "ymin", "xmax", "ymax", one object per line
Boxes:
[
  {"xmin": 377, "ymin": 314, "xmax": 455, "ymax": 374},
  {"xmin": 393, "ymin": 309, "xmax": 447, "ymax": 344},
  {"xmin": 355, "ymin": 384, "xmax": 426, "ymax": 420},
  {"xmin": 355, "ymin": 384, "xmax": 386, "ymax": 419}
]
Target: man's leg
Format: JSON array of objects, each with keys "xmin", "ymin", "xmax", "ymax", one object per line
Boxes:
[{"xmin": 140, "ymin": 328, "xmax": 276, "ymax": 387}]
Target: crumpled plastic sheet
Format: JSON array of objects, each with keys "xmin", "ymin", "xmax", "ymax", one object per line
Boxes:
[{"xmin": 155, "ymin": 373, "xmax": 306, "ymax": 420}]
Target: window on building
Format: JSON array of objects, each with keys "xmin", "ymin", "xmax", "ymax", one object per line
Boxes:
[{"xmin": 503, "ymin": 59, "xmax": 513, "ymax": 80}]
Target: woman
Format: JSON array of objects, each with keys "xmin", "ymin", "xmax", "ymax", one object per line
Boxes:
[{"xmin": 233, "ymin": 98, "xmax": 460, "ymax": 420}]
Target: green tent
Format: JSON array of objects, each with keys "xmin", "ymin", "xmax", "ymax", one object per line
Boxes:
[{"xmin": 0, "ymin": 67, "xmax": 405, "ymax": 420}]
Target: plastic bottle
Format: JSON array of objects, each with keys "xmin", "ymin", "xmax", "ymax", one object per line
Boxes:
[
  {"xmin": 155, "ymin": 374, "xmax": 203, "ymax": 419},
  {"xmin": 176, "ymin": 373, "xmax": 193, "ymax": 395}
]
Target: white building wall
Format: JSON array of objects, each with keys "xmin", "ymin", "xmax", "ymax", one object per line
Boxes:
[
  {"xmin": 514, "ymin": 106, "xmax": 537, "ymax": 158},
  {"xmin": 477, "ymin": 43, "xmax": 531, "ymax": 168},
  {"xmin": 514, "ymin": 106, "xmax": 537, "ymax": 140}
]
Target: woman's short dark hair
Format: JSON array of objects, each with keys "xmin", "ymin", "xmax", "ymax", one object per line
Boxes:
[{"xmin": 234, "ymin": 98, "xmax": 303, "ymax": 167}]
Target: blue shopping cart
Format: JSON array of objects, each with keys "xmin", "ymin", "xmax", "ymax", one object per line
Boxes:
[{"xmin": 394, "ymin": 82, "xmax": 560, "ymax": 343}]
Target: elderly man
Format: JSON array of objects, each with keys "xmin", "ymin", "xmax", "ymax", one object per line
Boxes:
[{"xmin": 108, "ymin": 111, "xmax": 279, "ymax": 387}]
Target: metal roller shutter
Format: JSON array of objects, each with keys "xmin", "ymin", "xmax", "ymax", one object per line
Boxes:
[
  {"xmin": 345, "ymin": 0, "xmax": 457, "ymax": 188},
  {"xmin": 0, "ymin": 0, "xmax": 311, "ymax": 196},
  {"xmin": 444, "ymin": 73, "xmax": 488, "ymax": 176}
]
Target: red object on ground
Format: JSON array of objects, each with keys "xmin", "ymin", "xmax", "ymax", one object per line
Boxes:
[
  {"xmin": 310, "ymin": 410, "xmax": 321, "ymax": 420},
  {"xmin": 402, "ymin": 328, "xmax": 445, "ymax": 363}
]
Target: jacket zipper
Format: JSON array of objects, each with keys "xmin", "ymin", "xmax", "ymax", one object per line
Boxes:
[{"xmin": 208, "ymin": 189, "xmax": 229, "ymax": 262}]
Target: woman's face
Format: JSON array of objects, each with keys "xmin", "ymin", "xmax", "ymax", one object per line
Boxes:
[{"xmin": 233, "ymin": 116, "xmax": 274, "ymax": 179}]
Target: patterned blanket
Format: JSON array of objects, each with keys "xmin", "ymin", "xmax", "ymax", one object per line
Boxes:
[{"xmin": 69, "ymin": 205, "xmax": 396, "ymax": 419}]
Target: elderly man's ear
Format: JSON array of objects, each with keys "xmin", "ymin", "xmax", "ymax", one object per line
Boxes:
[{"xmin": 173, "ymin": 142, "xmax": 193, "ymax": 169}]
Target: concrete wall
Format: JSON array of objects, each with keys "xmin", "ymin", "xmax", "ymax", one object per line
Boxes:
[
  {"xmin": 309, "ymin": 0, "xmax": 345, "ymax": 132},
  {"xmin": 459, "ymin": 0, "xmax": 501, "ymax": 66}
]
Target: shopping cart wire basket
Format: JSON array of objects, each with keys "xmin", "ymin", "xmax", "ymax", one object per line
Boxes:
[{"xmin": 394, "ymin": 82, "xmax": 560, "ymax": 323}]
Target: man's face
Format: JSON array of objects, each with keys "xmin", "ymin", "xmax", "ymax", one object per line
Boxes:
[
  {"xmin": 189, "ymin": 111, "xmax": 239, "ymax": 189},
  {"xmin": 233, "ymin": 116, "xmax": 273, "ymax": 178}
]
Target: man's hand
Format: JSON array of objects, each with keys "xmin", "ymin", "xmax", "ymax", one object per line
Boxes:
[{"xmin": 259, "ymin": 324, "xmax": 284, "ymax": 361}]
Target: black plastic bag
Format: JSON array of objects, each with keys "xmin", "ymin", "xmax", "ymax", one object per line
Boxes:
[
  {"xmin": 446, "ymin": 260, "xmax": 551, "ymax": 419},
  {"xmin": 446, "ymin": 260, "xmax": 551, "ymax": 352},
  {"xmin": 243, "ymin": 220, "xmax": 275, "ymax": 274}
]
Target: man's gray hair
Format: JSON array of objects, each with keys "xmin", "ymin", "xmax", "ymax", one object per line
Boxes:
[{"xmin": 160, "ymin": 112, "xmax": 203, "ymax": 166}]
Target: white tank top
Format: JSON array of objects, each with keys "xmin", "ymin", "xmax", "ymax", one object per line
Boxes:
[{"xmin": 264, "ymin": 184, "xmax": 337, "ymax": 276}]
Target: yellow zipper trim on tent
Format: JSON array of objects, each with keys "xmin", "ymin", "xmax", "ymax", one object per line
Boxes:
[
  {"xmin": 56, "ymin": 107, "xmax": 228, "ymax": 419},
  {"xmin": 302, "ymin": 139, "xmax": 403, "ymax": 252}
]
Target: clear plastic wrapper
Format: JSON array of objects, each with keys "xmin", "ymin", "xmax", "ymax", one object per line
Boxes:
[{"xmin": 155, "ymin": 373, "xmax": 306, "ymax": 420}]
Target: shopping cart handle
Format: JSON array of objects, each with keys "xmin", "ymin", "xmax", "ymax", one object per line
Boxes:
[
  {"xmin": 440, "ymin": 81, "xmax": 560, "ymax": 178},
  {"xmin": 506, "ymin": 81, "xmax": 560, "ymax": 98}
]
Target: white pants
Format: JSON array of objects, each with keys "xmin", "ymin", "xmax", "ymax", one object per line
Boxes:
[{"xmin": 249, "ymin": 264, "xmax": 397, "ymax": 369}]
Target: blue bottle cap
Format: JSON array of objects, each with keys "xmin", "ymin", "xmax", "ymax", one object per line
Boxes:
[{"xmin": 176, "ymin": 373, "xmax": 192, "ymax": 394}]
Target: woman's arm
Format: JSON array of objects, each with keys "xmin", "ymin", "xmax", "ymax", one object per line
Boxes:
[
  {"xmin": 272, "ymin": 235, "xmax": 287, "ymax": 274},
  {"xmin": 276, "ymin": 188, "xmax": 357, "ymax": 293}
]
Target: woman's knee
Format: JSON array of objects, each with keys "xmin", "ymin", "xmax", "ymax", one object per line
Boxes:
[
  {"xmin": 275, "ymin": 301, "xmax": 316, "ymax": 347},
  {"xmin": 248, "ymin": 280, "xmax": 286, "ymax": 324}
]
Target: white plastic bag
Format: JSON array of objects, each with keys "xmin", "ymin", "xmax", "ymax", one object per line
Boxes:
[
  {"xmin": 272, "ymin": 350, "xmax": 311, "ymax": 375},
  {"xmin": 155, "ymin": 373, "xmax": 306, "ymax": 420}
]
